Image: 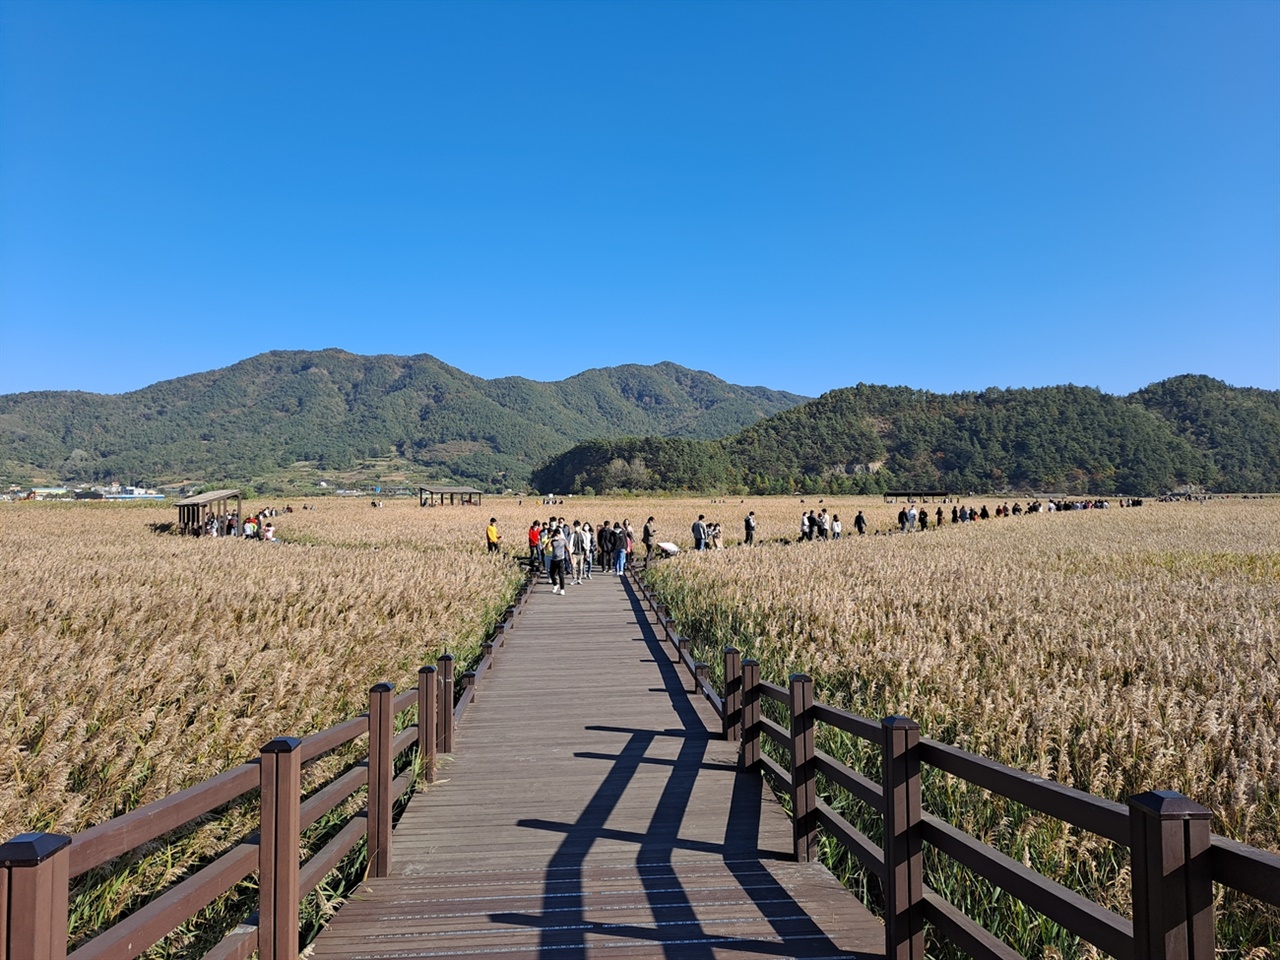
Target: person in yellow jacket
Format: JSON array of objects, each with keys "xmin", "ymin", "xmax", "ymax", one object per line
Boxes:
[{"xmin": 486, "ymin": 518, "xmax": 501, "ymax": 553}]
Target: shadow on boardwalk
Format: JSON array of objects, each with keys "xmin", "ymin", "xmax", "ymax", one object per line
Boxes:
[{"xmin": 308, "ymin": 572, "xmax": 883, "ymax": 959}]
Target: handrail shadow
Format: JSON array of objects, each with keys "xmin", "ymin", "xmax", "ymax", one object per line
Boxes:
[{"xmin": 501, "ymin": 577, "xmax": 871, "ymax": 958}]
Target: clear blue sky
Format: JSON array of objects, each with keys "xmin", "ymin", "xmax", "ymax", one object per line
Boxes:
[{"xmin": 2, "ymin": 0, "xmax": 1277, "ymax": 398}]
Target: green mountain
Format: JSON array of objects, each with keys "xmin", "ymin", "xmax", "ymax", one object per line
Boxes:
[
  {"xmin": 533, "ymin": 378, "xmax": 1278, "ymax": 497},
  {"xmin": 0, "ymin": 350, "xmax": 808, "ymax": 490},
  {"xmin": 1128, "ymin": 375, "xmax": 1280, "ymax": 493}
]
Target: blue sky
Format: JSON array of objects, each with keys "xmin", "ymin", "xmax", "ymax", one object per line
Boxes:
[{"xmin": 2, "ymin": 0, "xmax": 1277, "ymax": 398}]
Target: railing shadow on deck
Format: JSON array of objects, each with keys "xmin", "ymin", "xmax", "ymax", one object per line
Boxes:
[
  {"xmin": 0, "ymin": 577, "xmax": 536, "ymax": 960},
  {"xmin": 498, "ymin": 588, "xmax": 864, "ymax": 959},
  {"xmin": 625, "ymin": 565, "xmax": 1280, "ymax": 960}
]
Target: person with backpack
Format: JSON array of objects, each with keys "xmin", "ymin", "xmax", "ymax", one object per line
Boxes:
[{"xmin": 744, "ymin": 511, "xmax": 756, "ymax": 545}]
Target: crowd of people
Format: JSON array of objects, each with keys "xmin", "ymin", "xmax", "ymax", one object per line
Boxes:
[
  {"xmin": 488, "ymin": 493, "xmax": 1152, "ymax": 573},
  {"xmin": 513, "ymin": 515, "xmax": 660, "ymax": 594},
  {"xmin": 197, "ymin": 505, "xmax": 286, "ymax": 540}
]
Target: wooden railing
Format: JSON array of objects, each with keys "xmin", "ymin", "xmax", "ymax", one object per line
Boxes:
[
  {"xmin": 627, "ymin": 568, "xmax": 1280, "ymax": 960},
  {"xmin": 0, "ymin": 581, "xmax": 533, "ymax": 960}
]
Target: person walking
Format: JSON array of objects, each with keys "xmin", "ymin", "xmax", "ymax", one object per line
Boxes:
[
  {"xmin": 692, "ymin": 515, "xmax": 709, "ymax": 551},
  {"xmin": 854, "ymin": 510, "xmax": 866, "ymax": 535},
  {"xmin": 540, "ymin": 523, "xmax": 554, "ymax": 578},
  {"xmin": 549, "ymin": 526, "xmax": 569, "ymax": 594},
  {"xmin": 570, "ymin": 520, "xmax": 587, "ymax": 584},
  {"xmin": 597, "ymin": 521, "xmax": 615, "ymax": 574},
  {"xmin": 831, "ymin": 514, "xmax": 842, "ymax": 539},
  {"xmin": 744, "ymin": 511, "xmax": 756, "ymax": 545},
  {"xmin": 642, "ymin": 517, "xmax": 656, "ymax": 564},
  {"xmin": 486, "ymin": 518, "xmax": 501, "ymax": 553},
  {"xmin": 528, "ymin": 520, "xmax": 542, "ymax": 572},
  {"xmin": 581, "ymin": 522, "xmax": 595, "ymax": 579}
]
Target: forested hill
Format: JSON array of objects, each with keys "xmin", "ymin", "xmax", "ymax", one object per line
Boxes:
[
  {"xmin": 532, "ymin": 376, "xmax": 1280, "ymax": 496},
  {"xmin": 0, "ymin": 350, "xmax": 808, "ymax": 489}
]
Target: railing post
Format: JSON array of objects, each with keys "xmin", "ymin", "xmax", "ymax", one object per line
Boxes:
[
  {"xmin": 438, "ymin": 654, "xmax": 455, "ymax": 754},
  {"xmin": 367, "ymin": 682, "xmax": 394, "ymax": 879},
  {"xmin": 418, "ymin": 665, "xmax": 437, "ymax": 782},
  {"xmin": 462, "ymin": 670, "xmax": 477, "ymax": 702},
  {"xmin": 882, "ymin": 715, "xmax": 924, "ymax": 960},
  {"xmin": 789, "ymin": 674, "xmax": 818, "ymax": 863},
  {"xmin": 259, "ymin": 736, "xmax": 302, "ymax": 960},
  {"xmin": 694, "ymin": 662, "xmax": 709, "ymax": 700},
  {"xmin": 723, "ymin": 647, "xmax": 742, "ymax": 741},
  {"xmin": 482, "ymin": 640, "xmax": 494, "ymax": 665},
  {"xmin": 742, "ymin": 659, "xmax": 761, "ymax": 769},
  {"xmin": 1130, "ymin": 790, "xmax": 1214, "ymax": 960},
  {"xmin": 0, "ymin": 832, "xmax": 71, "ymax": 960}
]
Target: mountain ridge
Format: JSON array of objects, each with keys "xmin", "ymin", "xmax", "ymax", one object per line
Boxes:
[
  {"xmin": 0, "ymin": 349, "xmax": 808, "ymax": 491},
  {"xmin": 2, "ymin": 353, "xmax": 1274, "ymax": 495},
  {"xmin": 531, "ymin": 375, "xmax": 1280, "ymax": 496}
]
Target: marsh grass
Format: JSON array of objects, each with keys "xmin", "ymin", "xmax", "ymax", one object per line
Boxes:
[
  {"xmin": 644, "ymin": 497, "xmax": 1280, "ymax": 955},
  {"xmin": 1, "ymin": 498, "xmax": 524, "ymax": 951},
  {"xmin": 5, "ymin": 495, "xmax": 1276, "ymax": 954}
]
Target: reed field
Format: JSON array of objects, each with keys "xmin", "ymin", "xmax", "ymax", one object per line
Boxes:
[
  {"xmin": 642, "ymin": 496, "xmax": 1280, "ymax": 955},
  {"xmin": 2, "ymin": 493, "xmax": 1276, "ymax": 954},
  {"xmin": 0, "ymin": 497, "xmax": 527, "ymax": 949}
]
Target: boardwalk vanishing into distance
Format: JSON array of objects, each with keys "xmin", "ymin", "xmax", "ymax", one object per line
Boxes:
[{"xmin": 310, "ymin": 569, "xmax": 884, "ymax": 959}]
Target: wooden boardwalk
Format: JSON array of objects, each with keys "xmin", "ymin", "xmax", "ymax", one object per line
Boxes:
[{"xmin": 310, "ymin": 568, "xmax": 884, "ymax": 959}]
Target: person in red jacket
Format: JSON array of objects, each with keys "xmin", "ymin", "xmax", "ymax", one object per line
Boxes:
[{"xmin": 527, "ymin": 520, "xmax": 541, "ymax": 572}]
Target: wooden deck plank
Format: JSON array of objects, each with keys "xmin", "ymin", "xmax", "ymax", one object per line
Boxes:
[{"xmin": 311, "ymin": 570, "xmax": 883, "ymax": 958}]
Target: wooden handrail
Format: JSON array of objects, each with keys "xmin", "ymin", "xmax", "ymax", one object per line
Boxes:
[
  {"xmin": 759, "ymin": 680, "xmax": 790, "ymax": 706},
  {"xmin": 919, "ymin": 737, "xmax": 1130, "ymax": 845},
  {"xmin": 813, "ymin": 748, "xmax": 882, "ymax": 812},
  {"xmin": 921, "ymin": 814, "xmax": 1132, "ymax": 958},
  {"xmin": 69, "ymin": 762, "xmax": 260, "ymax": 875},
  {"xmin": 5, "ymin": 643, "xmax": 486, "ymax": 960},
  {"xmin": 299, "ymin": 715, "xmax": 367, "ymax": 764},
  {"xmin": 640, "ymin": 574, "xmax": 1280, "ymax": 960},
  {"xmin": 920, "ymin": 888, "xmax": 1024, "ymax": 960},
  {"xmin": 812, "ymin": 701, "xmax": 882, "ymax": 745},
  {"xmin": 67, "ymin": 842, "xmax": 259, "ymax": 960},
  {"xmin": 1209, "ymin": 834, "xmax": 1280, "ymax": 902},
  {"xmin": 300, "ymin": 765, "xmax": 368, "ymax": 832}
]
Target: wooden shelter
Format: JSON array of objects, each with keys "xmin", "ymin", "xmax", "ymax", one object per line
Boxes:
[
  {"xmin": 883, "ymin": 489, "xmax": 950, "ymax": 503},
  {"xmin": 175, "ymin": 489, "xmax": 242, "ymax": 535},
  {"xmin": 419, "ymin": 485, "xmax": 483, "ymax": 507}
]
